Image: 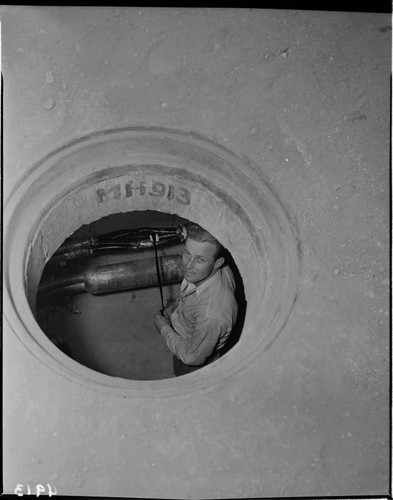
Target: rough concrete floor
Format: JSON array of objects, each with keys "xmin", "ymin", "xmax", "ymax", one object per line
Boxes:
[
  {"xmin": 3, "ymin": 6, "xmax": 391, "ymax": 499},
  {"xmin": 39, "ymin": 284, "xmax": 178, "ymax": 380}
]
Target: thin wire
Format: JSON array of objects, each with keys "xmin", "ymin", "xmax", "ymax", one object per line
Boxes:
[{"xmin": 152, "ymin": 232, "xmax": 164, "ymax": 312}]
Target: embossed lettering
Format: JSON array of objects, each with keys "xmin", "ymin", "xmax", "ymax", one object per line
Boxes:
[
  {"xmin": 149, "ymin": 182, "xmax": 166, "ymax": 197},
  {"xmin": 176, "ymin": 186, "xmax": 191, "ymax": 205},
  {"xmin": 167, "ymin": 185, "xmax": 175, "ymax": 201},
  {"xmin": 96, "ymin": 184, "xmax": 121, "ymax": 203},
  {"xmin": 125, "ymin": 181, "xmax": 146, "ymax": 197},
  {"xmin": 95, "ymin": 179, "xmax": 191, "ymax": 205}
]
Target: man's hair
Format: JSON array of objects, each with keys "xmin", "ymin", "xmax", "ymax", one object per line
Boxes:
[{"xmin": 185, "ymin": 222, "xmax": 225, "ymax": 259}]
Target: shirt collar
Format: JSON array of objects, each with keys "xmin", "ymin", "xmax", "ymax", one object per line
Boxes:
[
  {"xmin": 181, "ymin": 269, "xmax": 221, "ymax": 296},
  {"xmin": 180, "ymin": 280, "xmax": 196, "ymax": 296}
]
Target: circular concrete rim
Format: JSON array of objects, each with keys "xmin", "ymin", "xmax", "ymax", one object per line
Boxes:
[{"xmin": 4, "ymin": 127, "xmax": 302, "ymax": 398}]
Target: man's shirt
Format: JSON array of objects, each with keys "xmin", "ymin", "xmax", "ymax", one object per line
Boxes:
[{"xmin": 160, "ymin": 266, "xmax": 238, "ymax": 365}]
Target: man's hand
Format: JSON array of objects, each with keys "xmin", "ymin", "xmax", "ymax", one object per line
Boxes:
[
  {"xmin": 162, "ymin": 301, "xmax": 177, "ymax": 318},
  {"xmin": 162, "ymin": 307, "xmax": 171, "ymax": 319},
  {"xmin": 154, "ymin": 312, "xmax": 171, "ymax": 333}
]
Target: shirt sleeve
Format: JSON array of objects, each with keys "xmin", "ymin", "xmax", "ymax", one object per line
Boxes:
[{"xmin": 160, "ymin": 316, "xmax": 227, "ymax": 365}]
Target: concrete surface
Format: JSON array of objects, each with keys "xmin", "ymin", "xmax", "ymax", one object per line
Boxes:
[
  {"xmin": 2, "ymin": 6, "xmax": 391, "ymax": 498},
  {"xmin": 39, "ymin": 283, "xmax": 177, "ymax": 380}
]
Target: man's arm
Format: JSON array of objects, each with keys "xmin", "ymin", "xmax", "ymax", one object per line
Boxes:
[{"xmin": 160, "ymin": 316, "xmax": 227, "ymax": 366}]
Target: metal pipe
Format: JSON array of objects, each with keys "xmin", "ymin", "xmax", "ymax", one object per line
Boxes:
[
  {"xmin": 38, "ymin": 254, "xmax": 184, "ymax": 298},
  {"xmin": 38, "ymin": 273, "xmax": 85, "ymax": 295},
  {"xmin": 84, "ymin": 254, "xmax": 183, "ymax": 295}
]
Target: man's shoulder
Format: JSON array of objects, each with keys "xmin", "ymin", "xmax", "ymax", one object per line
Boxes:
[
  {"xmin": 215, "ymin": 265, "xmax": 236, "ymax": 293},
  {"xmin": 221, "ymin": 265, "xmax": 235, "ymax": 283},
  {"xmin": 203, "ymin": 266, "xmax": 237, "ymax": 321}
]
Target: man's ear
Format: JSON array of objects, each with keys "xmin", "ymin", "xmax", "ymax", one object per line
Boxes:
[{"xmin": 214, "ymin": 256, "xmax": 225, "ymax": 269}]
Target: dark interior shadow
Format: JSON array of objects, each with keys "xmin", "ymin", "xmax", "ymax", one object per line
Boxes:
[{"xmin": 220, "ymin": 250, "xmax": 247, "ymax": 356}]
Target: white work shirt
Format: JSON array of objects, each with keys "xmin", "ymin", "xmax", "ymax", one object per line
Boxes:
[{"xmin": 160, "ymin": 266, "xmax": 238, "ymax": 365}]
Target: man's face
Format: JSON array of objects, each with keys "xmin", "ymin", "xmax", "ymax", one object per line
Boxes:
[{"xmin": 182, "ymin": 238, "xmax": 223, "ymax": 287}]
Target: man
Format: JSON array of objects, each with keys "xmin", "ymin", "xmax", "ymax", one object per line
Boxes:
[{"xmin": 154, "ymin": 223, "xmax": 238, "ymax": 376}]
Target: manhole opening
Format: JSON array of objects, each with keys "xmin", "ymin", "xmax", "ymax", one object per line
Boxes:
[
  {"xmin": 35, "ymin": 210, "xmax": 246, "ymax": 380},
  {"xmin": 5, "ymin": 128, "xmax": 301, "ymax": 396}
]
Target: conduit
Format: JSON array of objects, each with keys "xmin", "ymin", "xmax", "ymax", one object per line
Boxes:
[
  {"xmin": 4, "ymin": 127, "xmax": 302, "ymax": 398},
  {"xmin": 38, "ymin": 254, "xmax": 183, "ymax": 297},
  {"xmin": 50, "ymin": 227, "xmax": 182, "ymax": 263}
]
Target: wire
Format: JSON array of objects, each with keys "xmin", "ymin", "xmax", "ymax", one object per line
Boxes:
[{"xmin": 151, "ymin": 232, "xmax": 165, "ymax": 312}]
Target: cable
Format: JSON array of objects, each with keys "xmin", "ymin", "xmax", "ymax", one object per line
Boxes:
[{"xmin": 151, "ymin": 232, "xmax": 165, "ymax": 312}]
